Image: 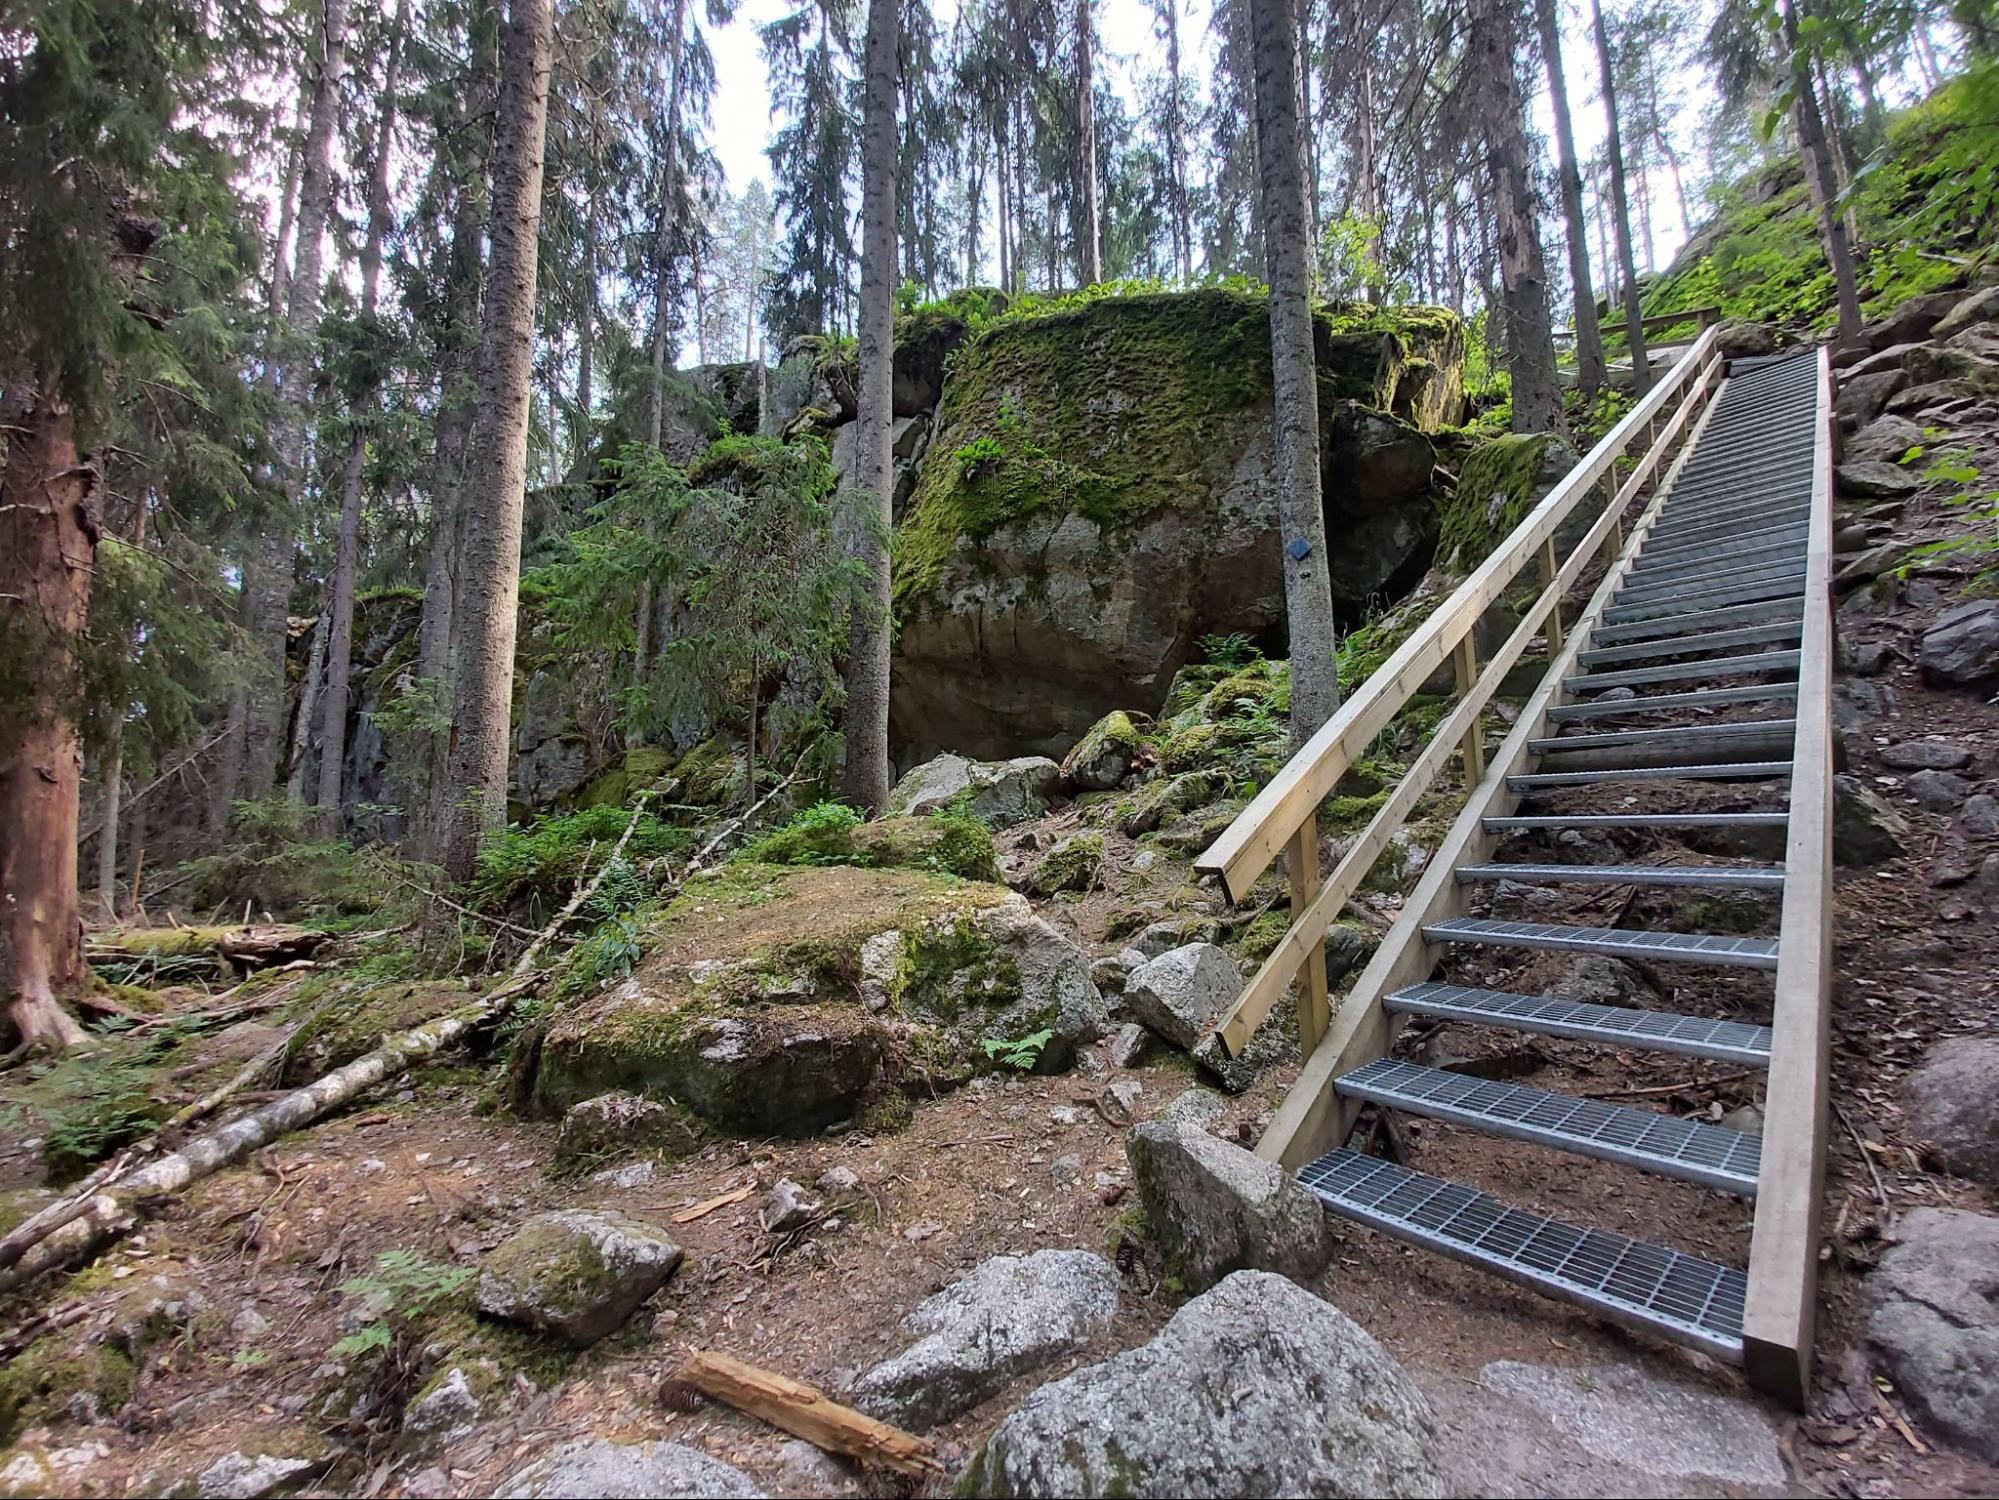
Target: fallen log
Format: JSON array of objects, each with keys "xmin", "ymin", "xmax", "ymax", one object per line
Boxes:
[
  {"xmin": 86, "ymin": 923, "xmax": 333, "ymax": 977},
  {"xmin": 674, "ymin": 1350, "xmax": 944, "ymax": 1478}
]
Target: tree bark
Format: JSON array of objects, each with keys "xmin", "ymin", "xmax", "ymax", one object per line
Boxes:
[
  {"xmin": 1589, "ymin": 0, "xmax": 1650, "ymax": 395},
  {"xmin": 1468, "ymin": 0, "xmax": 1564, "ymax": 434},
  {"xmin": 286, "ymin": 608, "xmax": 328, "ymax": 802},
  {"xmin": 244, "ymin": 0, "xmax": 351, "ymax": 808},
  {"xmin": 1249, "ymin": 0, "xmax": 1340, "ymax": 747},
  {"xmin": 1780, "ymin": 0, "xmax": 1862, "ymax": 339},
  {"xmin": 1535, "ymin": 0, "xmax": 1607, "ymax": 398},
  {"xmin": 441, "ymin": 0, "xmax": 555, "ymax": 883},
  {"xmin": 1074, "ymin": 0, "xmax": 1101, "ymax": 286},
  {"xmin": 96, "ymin": 742, "xmax": 123, "ymax": 919},
  {"xmin": 0, "ymin": 393, "xmax": 96, "ymax": 1050},
  {"xmin": 840, "ymin": 0, "xmax": 899, "ymax": 814},
  {"xmin": 1161, "ymin": 0, "xmax": 1191, "ymax": 281}
]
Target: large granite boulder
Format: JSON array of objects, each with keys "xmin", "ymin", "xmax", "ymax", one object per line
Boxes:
[
  {"xmin": 886, "ymin": 752, "xmax": 1062, "ymax": 828},
  {"xmin": 531, "ymin": 865, "xmax": 1107, "ymax": 1132},
  {"xmin": 889, "ymin": 292, "xmax": 1458, "ymax": 760},
  {"xmin": 497, "ymin": 1439, "xmax": 765, "ymax": 1499},
  {"xmin": 851, "ymin": 1250, "xmax": 1120, "ymax": 1429},
  {"xmin": 1123, "ymin": 943, "xmax": 1243, "ymax": 1052},
  {"xmin": 958, "ymin": 1270, "xmax": 1444, "ymax": 1498},
  {"xmin": 476, "ymin": 1210, "xmax": 683, "ymax": 1345},
  {"xmin": 1865, "ymin": 1208, "xmax": 1999, "ymax": 1462},
  {"xmin": 1126, "ymin": 1120, "xmax": 1333, "ymax": 1291}
]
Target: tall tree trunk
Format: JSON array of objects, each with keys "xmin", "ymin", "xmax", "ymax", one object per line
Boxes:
[
  {"xmin": 1163, "ymin": 0, "xmax": 1190, "ymax": 281},
  {"xmin": 287, "ymin": 608, "xmax": 329, "ymax": 801},
  {"xmin": 841, "ymin": 0, "xmax": 899, "ymax": 814},
  {"xmin": 441, "ymin": 0, "xmax": 555, "ymax": 883},
  {"xmin": 1780, "ymin": 0, "xmax": 1862, "ymax": 339},
  {"xmin": 244, "ymin": 0, "xmax": 351, "ymax": 808},
  {"xmin": 1357, "ymin": 51, "xmax": 1383, "ymax": 303},
  {"xmin": 1535, "ymin": 0, "xmax": 1607, "ymax": 397},
  {"xmin": 639, "ymin": 0, "xmax": 691, "ymax": 695},
  {"xmin": 317, "ymin": 0, "xmax": 406, "ymax": 829},
  {"xmin": 1469, "ymin": 0, "xmax": 1563, "ymax": 432},
  {"xmin": 0, "ymin": 392, "xmax": 95, "ymax": 1050},
  {"xmin": 96, "ymin": 742, "xmax": 123, "ymax": 919},
  {"xmin": 1074, "ymin": 0, "xmax": 1101, "ymax": 285},
  {"xmin": 1248, "ymin": 0, "xmax": 1339, "ymax": 747},
  {"xmin": 1591, "ymin": 0, "xmax": 1650, "ymax": 394}
]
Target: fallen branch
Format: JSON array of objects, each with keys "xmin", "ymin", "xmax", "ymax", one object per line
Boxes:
[
  {"xmin": 670, "ymin": 1184, "xmax": 754, "ymax": 1224},
  {"xmin": 674, "ymin": 1349, "xmax": 944, "ymax": 1478}
]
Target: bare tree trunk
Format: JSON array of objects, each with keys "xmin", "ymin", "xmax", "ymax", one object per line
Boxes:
[
  {"xmin": 1357, "ymin": 52, "xmax": 1383, "ymax": 303},
  {"xmin": 1074, "ymin": 0, "xmax": 1101, "ymax": 285},
  {"xmin": 841, "ymin": 0, "xmax": 899, "ymax": 815},
  {"xmin": 441, "ymin": 0, "xmax": 555, "ymax": 883},
  {"xmin": 286, "ymin": 609, "xmax": 328, "ymax": 802},
  {"xmin": 1163, "ymin": 0, "xmax": 1191, "ymax": 281},
  {"xmin": 1469, "ymin": 0, "xmax": 1563, "ymax": 433},
  {"xmin": 95, "ymin": 743, "xmax": 123, "ymax": 919},
  {"xmin": 316, "ymin": 0, "xmax": 406, "ymax": 831},
  {"xmin": 244, "ymin": 0, "xmax": 350, "ymax": 808},
  {"xmin": 1780, "ymin": 0, "xmax": 1862, "ymax": 339},
  {"xmin": 1535, "ymin": 0, "xmax": 1606, "ymax": 398},
  {"xmin": 1249, "ymin": 0, "xmax": 1340, "ymax": 747},
  {"xmin": 0, "ymin": 392, "xmax": 95, "ymax": 1050},
  {"xmin": 1590, "ymin": 0, "xmax": 1650, "ymax": 394}
]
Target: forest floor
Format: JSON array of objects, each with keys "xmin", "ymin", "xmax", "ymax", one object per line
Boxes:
[{"xmin": 4, "ymin": 382, "xmax": 1998, "ymax": 1500}]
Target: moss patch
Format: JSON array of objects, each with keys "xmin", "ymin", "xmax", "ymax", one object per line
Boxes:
[
  {"xmin": 0, "ymin": 1336, "xmax": 135, "ymax": 1444},
  {"xmin": 1439, "ymin": 433, "xmax": 1555, "ymax": 574},
  {"xmin": 1027, "ymin": 832, "xmax": 1105, "ymax": 896},
  {"xmin": 282, "ymin": 980, "xmax": 468, "ymax": 1085},
  {"xmin": 742, "ymin": 810, "xmax": 1001, "ymax": 881}
]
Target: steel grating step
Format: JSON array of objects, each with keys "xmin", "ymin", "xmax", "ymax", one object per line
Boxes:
[
  {"xmin": 1422, "ymin": 917, "xmax": 1781, "ymax": 970},
  {"xmin": 1529, "ymin": 717, "xmax": 1796, "ymax": 754},
  {"xmin": 1384, "ymin": 980, "xmax": 1773, "ymax": 1064},
  {"xmin": 1297, "ymin": 1150, "xmax": 1748, "ymax": 1361},
  {"xmin": 1576, "ymin": 622, "xmax": 1803, "ymax": 667},
  {"xmin": 1637, "ymin": 531, "xmax": 1808, "ymax": 570},
  {"xmin": 1605, "ymin": 580, "xmax": 1805, "ymax": 625},
  {"xmin": 1640, "ymin": 523, "xmax": 1809, "ymax": 569},
  {"xmin": 1623, "ymin": 551, "xmax": 1807, "ymax": 592},
  {"xmin": 1485, "ymin": 811, "xmax": 1789, "ymax": 833},
  {"xmin": 1547, "ymin": 681, "xmax": 1799, "ymax": 720},
  {"xmin": 1591, "ymin": 597, "xmax": 1804, "ymax": 645},
  {"xmin": 1456, "ymin": 861, "xmax": 1784, "ymax": 890},
  {"xmin": 1620, "ymin": 561, "xmax": 1808, "ymax": 603},
  {"xmin": 1335, "ymin": 1059, "xmax": 1763, "ymax": 1194},
  {"xmin": 1644, "ymin": 508, "xmax": 1809, "ymax": 551},
  {"xmin": 1567, "ymin": 650, "xmax": 1801, "ymax": 692},
  {"xmin": 1510, "ymin": 760, "xmax": 1792, "ymax": 789}
]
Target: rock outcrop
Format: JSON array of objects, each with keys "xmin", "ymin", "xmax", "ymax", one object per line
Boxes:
[{"xmin": 1903, "ymin": 1037, "xmax": 1999, "ymax": 1188}]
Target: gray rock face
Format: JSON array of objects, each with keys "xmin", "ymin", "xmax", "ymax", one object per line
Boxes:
[
  {"xmin": 196, "ymin": 1453, "xmax": 316, "ymax": 1500},
  {"xmin": 1127, "ymin": 1120, "xmax": 1332, "ymax": 1291},
  {"xmin": 1835, "ymin": 774, "xmax": 1911, "ymax": 866},
  {"xmin": 1846, "ymin": 413, "xmax": 1925, "ymax": 466},
  {"xmin": 556, "ymin": 1091, "xmax": 700, "ymax": 1166},
  {"xmin": 971, "ymin": 898, "xmax": 1111, "ymax": 1069},
  {"xmin": 1904, "ymin": 1038, "xmax": 1999, "ymax": 1188},
  {"xmin": 850, "ymin": 1249, "xmax": 1121, "ymax": 1430},
  {"xmin": 959, "ymin": 1271, "xmax": 1444, "ymax": 1499},
  {"xmin": 1881, "ymin": 739, "xmax": 1973, "ymax": 771},
  {"xmin": 496, "ymin": 1439, "xmax": 765, "ymax": 1499},
  {"xmin": 1836, "ymin": 459, "xmax": 1922, "ymax": 498},
  {"xmin": 476, "ymin": 1210, "xmax": 683, "ymax": 1345},
  {"xmin": 885, "ymin": 752, "xmax": 1062, "ymax": 828},
  {"xmin": 1865, "ymin": 1208, "xmax": 1999, "ymax": 1462},
  {"xmin": 1836, "ymin": 368, "xmax": 1908, "ymax": 431},
  {"xmin": 1124, "ymin": 942, "xmax": 1242, "ymax": 1051},
  {"xmin": 1161, "ymin": 1086, "xmax": 1230, "ymax": 1130},
  {"xmin": 1905, "ymin": 768, "xmax": 1972, "ymax": 813},
  {"xmin": 1922, "ymin": 601, "xmax": 1999, "ymax": 690}
]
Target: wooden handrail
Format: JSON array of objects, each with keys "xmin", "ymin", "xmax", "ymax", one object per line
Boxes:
[
  {"xmin": 1741, "ymin": 347, "xmax": 1836, "ymax": 1410},
  {"xmin": 1194, "ymin": 325, "xmax": 1723, "ymax": 1057},
  {"xmin": 1251, "ymin": 345, "xmax": 1729, "ymax": 1170}
]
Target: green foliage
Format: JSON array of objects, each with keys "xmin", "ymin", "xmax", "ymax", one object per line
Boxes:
[
  {"xmin": 740, "ymin": 802, "xmax": 865, "ymax": 864},
  {"xmin": 1899, "ymin": 446, "xmax": 1999, "ymax": 594},
  {"xmin": 737, "ymin": 803, "xmax": 1002, "ymax": 881},
  {"xmin": 468, "ymin": 804, "xmax": 691, "ymax": 919},
  {"xmin": 1196, "ymin": 632, "xmax": 1261, "ymax": 669},
  {"xmin": 330, "ymin": 1251, "xmax": 475, "ymax": 1361},
  {"xmin": 179, "ymin": 798, "xmax": 399, "ymax": 919},
  {"xmin": 981, "ymin": 1028, "xmax": 1053, "ymax": 1071}
]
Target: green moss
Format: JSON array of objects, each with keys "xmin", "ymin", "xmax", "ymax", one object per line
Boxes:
[
  {"xmin": 1439, "ymin": 433, "xmax": 1554, "ymax": 574},
  {"xmin": 742, "ymin": 808, "xmax": 1001, "ymax": 881},
  {"xmin": 0, "ymin": 1337, "xmax": 135, "ymax": 1444},
  {"xmin": 572, "ymin": 745, "xmax": 677, "ymax": 810},
  {"xmin": 1320, "ymin": 790, "xmax": 1391, "ymax": 835},
  {"xmin": 1027, "ymin": 832, "xmax": 1105, "ymax": 896},
  {"xmin": 283, "ymin": 980, "xmax": 467, "ymax": 1085}
]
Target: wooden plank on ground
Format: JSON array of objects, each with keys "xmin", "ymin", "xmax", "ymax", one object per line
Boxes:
[{"xmin": 676, "ymin": 1349, "xmax": 945, "ymax": 1477}]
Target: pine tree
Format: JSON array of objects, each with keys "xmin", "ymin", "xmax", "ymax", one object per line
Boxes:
[
  {"xmin": 1537, "ymin": 0, "xmax": 1608, "ymax": 398},
  {"xmin": 1592, "ymin": 0, "xmax": 1652, "ymax": 392}
]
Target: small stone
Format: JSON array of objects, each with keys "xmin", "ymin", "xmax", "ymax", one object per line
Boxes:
[
  {"xmin": 476, "ymin": 1210, "xmax": 684, "ymax": 1346},
  {"xmin": 773, "ymin": 1438, "xmax": 855, "ymax": 1494},
  {"xmin": 815, "ymin": 1165, "xmax": 860, "ymax": 1195},
  {"xmin": 1108, "ymin": 1021, "xmax": 1151, "ymax": 1068},
  {"xmin": 1922, "ymin": 600, "xmax": 1999, "ymax": 690},
  {"xmin": 1881, "ymin": 739, "xmax": 1973, "ymax": 771},
  {"xmin": 763, "ymin": 1178, "xmax": 822, "ymax": 1233},
  {"xmin": 357, "ymin": 1158, "xmax": 387, "ymax": 1175},
  {"xmin": 1905, "ymin": 768, "xmax": 1972, "ymax": 813},
  {"xmin": 1719, "ymin": 1102, "xmax": 1764, "ymax": 1134},
  {"xmin": 495, "ymin": 1439, "xmax": 766, "ymax": 1499},
  {"xmin": 403, "ymin": 1366, "xmax": 483, "ymax": 1442},
  {"xmin": 1050, "ymin": 1153, "xmax": 1083, "ymax": 1184},
  {"xmin": 903, "ymin": 1221, "xmax": 943, "ymax": 1242},
  {"xmin": 1088, "ymin": 955, "xmax": 1129, "ymax": 994},
  {"xmin": 1962, "ymin": 794, "xmax": 1999, "ymax": 837},
  {"xmin": 1835, "ymin": 459, "xmax": 1923, "ymax": 499},
  {"xmin": 1835, "ymin": 773, "xmax": 1912, "ymax": 866},
  {"xmin": 1598, "ymin": 685, "xmax": 1639, "ymax": 702},
  {"xmin": 1127, "ymin": 1121, "xmax": 1332, "ymax": 1291},
  {"xmin": 1161, "ymin": 1086, "xmax": 1229, "ymax": 1131},
  {"xmin": 1131, "ymin": 848, "xmax": 1161, "ymax": 873},
  {"xmin": 591, "ymin": 1160, "xmax": 657, "ymax": 1189},
  {"xmin": 230, "ymin": 1305, "xmax": 271, "ymax": 1343},
  {"xmin": 556, "ymin": 1091, "xmax": 700, "ymax": 1167},
  {"xmin": 1104, "ymin": 1078, "xmax": 1144, "ymax": 1118},
  {"xmin": 1124, "ymin": 942, "xmax": 1243, "ymax": 1051},
  {"xmin": 1049, "ymin": 1104, "xmax": 1080, "ymax": 1125},
  {"xmin": 1844, "ymin": 640, "xmax": 1891, "ymax": 676},
  {"xmin": 196, "ymin": 1453, "xmax": 315, "ymax": 1500},
  {"xmin": 1548, "ymin": 954, "xmax": 1651, "ymax": 1006}
]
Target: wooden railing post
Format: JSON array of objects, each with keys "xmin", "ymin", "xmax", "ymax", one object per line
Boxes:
[
  {"xmin": 1286, "ymin": 823, "xmax": 1330, "ymax": 1056},
  {"xmin": 1451, "ymin": 634, "xmax": 1485, "ymax": 784},
  {"xmin": 1539, "ymin": 536, "xmax": 1563, "ymax": 655}
]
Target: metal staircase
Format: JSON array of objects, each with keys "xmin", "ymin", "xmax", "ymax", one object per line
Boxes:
[{"xmin": 1198, "ymin": 342, "xmax": 1836, "ymax": 1405}]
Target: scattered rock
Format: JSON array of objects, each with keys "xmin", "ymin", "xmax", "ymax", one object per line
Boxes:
[
  {"xmin": 403, "ymin": 1366, "xmax": 483, "ymax": 1443},
  {"xmin": 773, "ymin": 1439, "xmax": 855, "ymax": 1495},
  {"xmin": 959, "ymin": 1271, "xmax": 1444, "ymax": 1498},
  {"xmin": 1089, "ymin": 954, "xmax": 1130, "ymax": 995},
  {"xmin": 850, "ymin": 1250, "xmax": 1121, "ymax": 1430},
  {"xmin": 763, "ymin": 1178, "xmax": 822, "ymax": 1233},
  {"xmin": 1128, "ymin": 921, "xmax": 1189, "ymax": 960},
  {"xmin": 1846, "ymin": 640, "xmax": 1892, "ymax": 680},
  {"xmin": 591, "ymin": 1160, "xmax": 656, "ymax": 1189},
  {"xmin": 1161, "ymin": 1087, "xmax": 1229, "ymax": 1131},
  {"xmin": 1905, "ymin": 768, "xmax": 1972, "ymax": 813},
  {"xmin": 1846, "ymin": 413, "xmax": 1925, "ymax": 466},
  {"xmin": 1050, "ymin": 1153, "xmax": 1083, "ymax": 1184},
  {"xmin": 495, "ymin": 1439, "xmax": 765, "ymax": 1499},
  {"xmin": 1108, "ymin": 1022, "xmax": 1151, "ymax": 1068},
  {"xmin": 1127, "ymin": 1121, "xmax": 1331, "ymax": 1291},
  {"xmin": 1921, "ymin": 601, "xmax": 1999, "ymax": 690},
  {"xmin": 816, "ymin": 1165, "xmax": 861, "ymax": 1195},
  {"xmin": 107, "ymin": 1272, "xmax": 206, "ymax": 1357},
  {"xmin": 1963, "ymin": 795, "xmax": 1999, "ymax": 837},
  {"xmin": 1104, "ymin": 1078, "xmax": 1144, "ymax": 1118},
  {"xmin": 1060, "ymin": 710, "xmax": 1143, "ymax": 791},
  {"xmin": 476, "ymin": 1210, "xmax": 683, "ymax": 1346},
  {"xmin": 196, "ymin": 1453, "xmax": 315, "ymax": 1500},
  {"xmin": 1835, "ymin": 369, "xmax": 1907, "ymax": 432},
  {"xmin": 1835, "ymin": 773, "xmax": 1912, "ymax": 867},
  {"xmin": 1865, "ymin": 1208, "xmax": 1999, "ymax": 1462},
  {"xmin": 1597, "ymin": 685, "xmax": 1639, "ymax": 702},
  {"xmin": 1835, "ymin": 542, "xmax": 1904, "ymax": 590},
  {"xmin": 885, "ymin": 753, "xmax": 1062, "ymax": 828},
  {"xmin": 1835, "ymin": 459, "xmax": 1922, "ymax": 499},
  {"xmin": 1933, "ymin": 283, "xmax": 1999, "ymax": 341},
  {"xmin": 1719, "ymin": 1102, "xmax": 1764, "ymax": 1135},
  {"xmin": 1548, "ymin": 954, "xmax": 1653, "ymax": 1006},
  {"xmin": 1123, "ymin": 943, "xmax": 1243, "ymax": 1051},
  {"xmin": 1027, "ymin": 831, "xmax": 1105, "ymax": 896},
  {"xmin": 1881, "ymin": 739, "xmax": 1973, "ymax": 771},
  {"xmin": 1903, "ymin": 1038, "xmax": 1999, "ymax": 1188},
  {"xmin": 556, "ymin": 1091, "xmax": 701, "ymax": 1167}
]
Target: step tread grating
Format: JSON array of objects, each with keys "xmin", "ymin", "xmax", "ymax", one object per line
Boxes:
[
  {"xmin": 1333, "ymin": 1058, "xmax": 1762, "ymax": 1194},
  {"xmin": 1547, "ymin": 682, "xmax": 1799, "ymax": 720},
  {"xmin": 1456, "ymin": 861, "xmax": 1784, "ymax": 889},
  {"xmin": 1510, "ymin": 760, "xmax": 1793, "ymax": 788},
  {"xmin": 1485, "ymin": 812, "xmax": 1789, "ymax": 831},
  {"xmin": 1384, "ymin": 980, "xmax": 1773, "ymax": 1064},
  {"xmin": 1422, "ymin": 917, "xmax": 1781, "ymax": 969},
  {"xmin": 1568, "ymin": 650, "xmax": 1801, "ymax": 691}
]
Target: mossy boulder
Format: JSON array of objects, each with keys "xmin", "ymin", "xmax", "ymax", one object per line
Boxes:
[
  {"xmin": 1028, "ymin": 832, "xmax": 1105, "ymax": 896},
  {"xmin": 889, "ymin": 290, "xmax": 1452, "ymax": 761},
  {"xmin": 1061, "ymin": 710, "xmax": 1143, "ymax": 790},
  {"xmin": 554, "ymin": 1091, "xmax": 703, "ymax": 1170},
  {"xmin": 529, "ymin": 865, "xmax": 1107, "ymax": 1135},
  {"xmin": 885, "ymin": 753, "xmax": 1062, "ymax": 828},
  {"xmin": 475, "ymin": 1209, "xmax": 683, "ymax": 1346},
  {"xmin": 745, "ymin": 811, "xmax": 1001, "ymax": 881},
  {"xmin": 0, "ymin": 1333, "xmax": 135, "ymax": 1443},
  {"xmin": 1436, "ymin": 432, "xmax": 1581, "ymax": 575}
]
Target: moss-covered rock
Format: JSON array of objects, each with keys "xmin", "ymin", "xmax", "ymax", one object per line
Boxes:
[
  {"xmin": 529, "ymin": 864, "xmax": 1107, "ymax": 1134},
  {"xmin": 572, "ymin": 745, "xmax": 676, "ymax": 810},
  {"xmin": 553, "ymin": 1091, "xmax": 703, "ymax": 1170},
  {"xmin": 475, "ymin": 1209, "xmax": 684, "ymax": 1346},
  {"xmin": 1437, "ymin": 433, "xmax": 1559, "ymax": 574},
  {"xmin": 743, "ymin": 810, "xmax": 1001, "ymax": 881},
  {"xmin": 0, "ymin": 1334, "xmax": 135, "ymax": 1443},
  {"xmin": 1028, "ymin": 832, "xmax": 1105, "ymax": 896},
  {"xmin": 1060, "ymin": 710, "xmax": 1143, "ymax": 790}
]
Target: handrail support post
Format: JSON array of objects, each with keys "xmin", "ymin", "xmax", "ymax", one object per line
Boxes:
[
  {"xmin": 1452, "ymin": 635, "xmax": 1485, "ymax": 785},
  {"xmin": 1286, "ymin": 823, "xmax": 1330, "ymax": 1056},
  {"xmin": 1539, "ymin": 537, "xmax": 1564, "ymax": 655}
]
